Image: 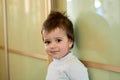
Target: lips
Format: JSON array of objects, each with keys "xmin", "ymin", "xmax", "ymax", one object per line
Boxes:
[{"xmin": 50, "ymin": 51, "xmax": 59, "ymax": 54}]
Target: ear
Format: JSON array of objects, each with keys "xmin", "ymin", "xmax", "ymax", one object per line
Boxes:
[{"xmin": 69, "ymin": 39, "xmax": 73, "ymax": 48}]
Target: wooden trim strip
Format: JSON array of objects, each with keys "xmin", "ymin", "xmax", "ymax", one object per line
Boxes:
[
  {"xmin": 0, "ymin": 45, "xmax": 120, "ymax": 72},
  {"xmin": 45, "ymin": 0, "xmax": 48, "ymax": 19},
  {"xmin": 2, "ymin": 0, "xmax": 9, "ymax": 79},
  {"xmin": 81, "ymin": 60, "xmax": 120, "ymax": 73},
  {"xmin": 0, "ymin": 45, "xmax": 48, "ymax": 60}
]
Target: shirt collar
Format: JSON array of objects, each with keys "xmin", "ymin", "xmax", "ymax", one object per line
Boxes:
[{"xmin": 53, "ymin": 52, "xmax": 73, "ymax": 63}]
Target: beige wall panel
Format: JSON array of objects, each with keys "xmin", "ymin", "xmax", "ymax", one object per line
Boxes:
[
  {"xmin": 0, "ymin": 0, "xmax": 7, "ymax": 80},
  {"xmin": 5, "ymin": 0, "xmax": 48, "ymax": 80}
]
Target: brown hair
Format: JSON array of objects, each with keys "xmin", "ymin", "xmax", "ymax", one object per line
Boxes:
[{"xmin": 41, "ymin": 11, "xmax": 74, "ymax": 48}]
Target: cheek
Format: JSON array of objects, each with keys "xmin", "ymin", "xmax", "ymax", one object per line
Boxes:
[
  {"xmin": 45, "ymin": 46, "xmax": 49, "ymax": 53},
  {"xmin": 60, "ymin": 43, "xmax": 69, "ymax": 51}
]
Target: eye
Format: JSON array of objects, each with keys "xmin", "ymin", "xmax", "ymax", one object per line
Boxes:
[
  {"xmin": 44, "ymin": 41, "xmax": 51, "ymax": 45},
  {"xmin": 56, "ymin": 39, "xmax": 62, "ymax": 43}
]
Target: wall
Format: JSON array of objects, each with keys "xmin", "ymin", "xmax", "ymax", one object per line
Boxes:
[
  {"xmin": 52, "ymin": 0, "xmax": 67, "ymax": 11},
  {"xmin": 0, "ymin": 0, "xmax": 48, "ymax": 80},
  {"xmin": 67, "ymin": 0, "xmax": 120, "ymax": 80},
  {"xmin": 7, "ymin": 0, "xmax": 48, "ymax": 80},
  {"xmin": 0, "ymin": 0, "xmax": 7, "ymax": 80}
]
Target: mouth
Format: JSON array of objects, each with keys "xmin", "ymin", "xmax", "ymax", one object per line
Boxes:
[{"xmin": 50, "ymin": 51, "xmax": 59, "ymax": 54}]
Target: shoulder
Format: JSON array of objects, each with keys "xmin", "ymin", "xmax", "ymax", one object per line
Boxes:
[
  {"xmin": 61, "ymin": 57, "xmax": 89, "ymax": 80},
  {"xmin": 65, "ymin": 58, "xmax": 89, "ymax": 80},
  {"xmin": 67, "ymin": 57, "xmax": 87, "ymax": 70}
]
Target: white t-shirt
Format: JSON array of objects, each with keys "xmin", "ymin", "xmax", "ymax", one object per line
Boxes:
[{"xmin": 46, "ymin": 53, "xmax": 89, "ymax": 80}]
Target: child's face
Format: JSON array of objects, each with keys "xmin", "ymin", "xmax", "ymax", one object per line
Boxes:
[{"xmin": 42, "ymin": 28, "xmax": 73, "ymax": 59}]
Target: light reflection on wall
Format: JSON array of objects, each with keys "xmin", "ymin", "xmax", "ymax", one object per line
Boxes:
[
  {"xmin": 24, "ymin": 0, "xmax": 29, "ymax": 14},
  {"xmin": 94, "ymin": 0, "xmax": 104, "ymax": 16}
]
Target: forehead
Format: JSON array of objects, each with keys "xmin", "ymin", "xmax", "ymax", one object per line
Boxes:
[{"xmin": 42, "ymin": 28, "xmax": 67, "ymax": 38}]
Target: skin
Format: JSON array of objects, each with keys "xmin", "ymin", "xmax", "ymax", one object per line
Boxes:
[{"xmin": 42, "ymin": 28, "xmax": 73, "ymax": 59}]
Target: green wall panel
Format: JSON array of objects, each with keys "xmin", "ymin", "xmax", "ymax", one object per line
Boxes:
[{"xmin": 67, "ymin": 0, "xmax": 120, "ymax": 80}]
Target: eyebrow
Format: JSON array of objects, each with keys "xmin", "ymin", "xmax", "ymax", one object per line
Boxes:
[
  {"xmin": 44, "ymin": 36, "xmax": 63, "ymax": 40},
  {"xmin": 43, "ymin": 38, "xmax": 49, "ymax": 41},
  {"xmin": 55, "ymin": 37, "xmax": 63, "ymax": 38}
]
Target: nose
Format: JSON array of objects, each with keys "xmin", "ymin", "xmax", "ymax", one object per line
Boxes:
[{"xmin": 50, "ymin": 42, "xmax": 57, "ymax": 49}]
